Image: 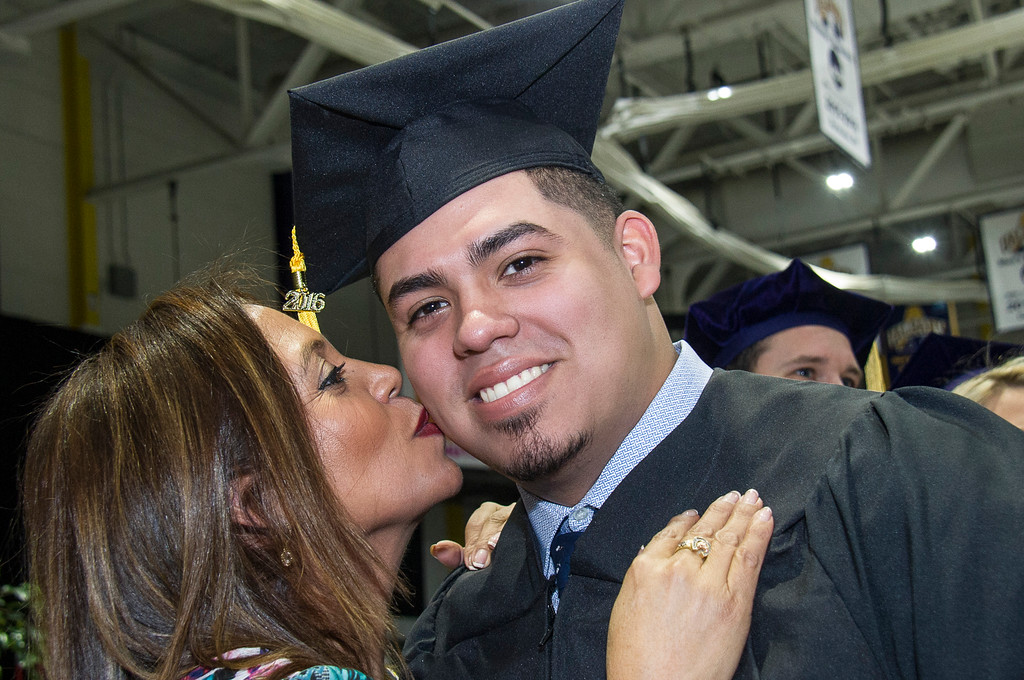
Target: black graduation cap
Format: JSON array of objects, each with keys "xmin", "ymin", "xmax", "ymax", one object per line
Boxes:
[
  {"xmin": 683, "ymin": 259, "xmax": 894, "ymax": 369},
  {"xmin": 889, "ymin": 332, "xmax": 1022, "ymax": 390},
  {"xmin": 289, "ymin": 0, "xmax": 625, "ymax": 293}
]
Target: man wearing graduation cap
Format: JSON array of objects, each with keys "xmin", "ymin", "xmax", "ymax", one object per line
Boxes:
[
  {"xmin": 684, "ymin": 259, "xmax": 893, "ymax": 388},
  {"xmin": 289, "ymin": 0, "xmax": 1024, "ymax": 678}
]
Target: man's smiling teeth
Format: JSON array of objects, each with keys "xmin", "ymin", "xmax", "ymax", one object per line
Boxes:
[{"xmin": 479, "ymin": 364, "xmax": 550, "ymax": 403}]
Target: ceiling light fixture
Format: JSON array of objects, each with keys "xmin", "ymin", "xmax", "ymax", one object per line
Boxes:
[
  {"xmin": 825, "ymin": 172, "xmax": 854, "ymax": 191},
  {"xmin": 912, "ymin": 236, "xmax": 937, "ymax": 253},
  {"xmin": 707, "ymin": 86, "xmax": 733, "ymax": 102}
]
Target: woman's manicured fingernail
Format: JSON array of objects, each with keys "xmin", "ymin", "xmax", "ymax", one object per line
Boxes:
[
  {"xmin": 722, "ymin": 490, "xmax": 741, "ymax": 503},
  {"xmin": 756, "ymin": 507, "xmax": 773, "ymax": 521},
  {"xmin": 742, "ymin": 488, "xmax": 759, "ymax": 504},
  {"xmin": 683, "ymin": 508, "xmax": 699, "ymax": 517},
  {"xmin": 487, "ymin": 531, "xmax": 501, "ymax": 549},
  {"xmin": 472, "ymin": 548, "xmax": 490, "ymax": 569}
]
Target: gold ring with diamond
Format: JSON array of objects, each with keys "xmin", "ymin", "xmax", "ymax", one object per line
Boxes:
[{"xmin": 675, "ymin": 536, "xmax": 711, "ymax": 559}]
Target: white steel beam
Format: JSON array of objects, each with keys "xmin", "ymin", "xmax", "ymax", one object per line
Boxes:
[
  {"xmin": 759, "ymin": 177, "xmax": 1024, "ymax": 250},
  {"xmin": 88, "ymin": 0, "xmax": 416, "ymax": 201},
  {"xmin": 723, "ymin": 117, "xmax": 821, "ymax": 182},
  {"xmin": 87, "ymin": 143, "xmax": 291, "ymax": 201},
  {"xmin": 90, "ymin": 32, "xmax": 240, "ymax": 146},
  {"xmin": 606, "ymin": 8, "xmax": 1024, "ymax": 141},
  {"xmin": 969, "ymin": 0, "xmax": 999, "ymax": 83},
  {"xmin": 189, "ymin": 0, "xmax": 416, "ymax": 66},
  {"xmin": 888, "ymin": 112, "xmax": 970, "ymax": 211},
  {"xmin": 416, "ymin": 0, "xmax": 491, "ymax": 30},
  {"xmin": 619, "ymin": 1, "xmax": 806, "ymax": 71},
  {"xmin": 649, "ymin": 126, "xmax": 696, "ymax": 174},
  {"xmin": 245, "ymin": 42, "xmax": 329, "ymax": 146},
  {"xmin": 685, "ymin": 258, "xmax": 733, "ymax": 308},
  {"xmin": 0, "ymin": 0, "xmax": 140, "ymax": 34},
  {"xmin": 785, "ymin": 101, "xmax": 817, "ymax": 137},
  {"xmin": 0, "ymin": 29, "xmax": 29, "ymax": 54},
  {"xmin": 659, "ymin": 78, "xmax": 1024, "ymax": 183}
]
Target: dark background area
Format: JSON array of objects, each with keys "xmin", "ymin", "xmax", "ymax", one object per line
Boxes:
[
  {"xmin": 1, "ymin": 316, "xmax": 106, "ymax": 585},
  {"xmin": 1, "ymin": 315, "xmax": 106, "ymax": 678}
]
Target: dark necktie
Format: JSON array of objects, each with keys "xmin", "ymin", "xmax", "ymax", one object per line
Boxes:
[{"xmin": 550, "ymin": 521, "xmax": 584, "ymax": 597}]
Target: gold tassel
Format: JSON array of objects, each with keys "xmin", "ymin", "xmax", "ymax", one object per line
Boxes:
[
  {"xmin": 864, "ymin": 340, "xmax": 889, "ymax": 392},
  {"xmin": 283, "ymin": 226, "xmax": 324, "ymax": 332}
]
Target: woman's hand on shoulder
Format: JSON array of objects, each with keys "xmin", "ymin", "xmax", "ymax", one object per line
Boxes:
[
  {"xmin": 607, "ymin": 489, "xmax": 773, "ymax": 680},
  {"xmin": 429, "ymin": 501, "xmax": 514, "ymax": 570}
]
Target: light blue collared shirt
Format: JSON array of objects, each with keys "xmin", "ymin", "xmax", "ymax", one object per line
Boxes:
[{"xmin": 520, "ymin": 340, "xmax": 712, "ymax": 599}]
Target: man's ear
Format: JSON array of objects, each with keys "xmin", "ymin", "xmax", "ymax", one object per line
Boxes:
[{"xmin": 615, "ymin": 210, "xmax": 662, "ymax": 298}]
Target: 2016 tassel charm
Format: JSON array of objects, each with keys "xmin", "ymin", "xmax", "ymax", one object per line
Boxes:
[{"xmin": 283, "ymin": 226, "xmax": 325, "ymax": 331}]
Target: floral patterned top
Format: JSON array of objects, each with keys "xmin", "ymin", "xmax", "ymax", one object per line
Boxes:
[
  {"xmin": 183, "ymin": 667, "xmax": 367, "ymax": 680},
  {"xmin": 181, "ymin": 649, "xmax": 370, "ymax": 680}
]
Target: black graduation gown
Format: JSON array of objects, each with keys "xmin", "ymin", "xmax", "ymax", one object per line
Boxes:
[{"xmin": 404, "ymin": 369, "xmax": 1024, "ymax": 679}]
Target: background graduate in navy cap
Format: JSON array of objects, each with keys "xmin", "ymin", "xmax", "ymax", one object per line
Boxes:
[
  {"xmin": 684, "ymin": 259, "xmax": 892, "ymax": 388},
  {"xmin": 891, "ymin": 332, "xmax": 1024, "ymax": 429},
  {"xmin": 288, "ymin": 0, "xmax": 1024, "ymax": 678}
]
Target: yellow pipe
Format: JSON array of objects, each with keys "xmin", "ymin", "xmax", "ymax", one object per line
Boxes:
[{"xmin": 60, "ymin": 26, "xmax": 99, "ymax": 328}]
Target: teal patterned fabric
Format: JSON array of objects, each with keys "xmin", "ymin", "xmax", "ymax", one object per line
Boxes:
[
  {"xmin": 183, "ymin": 661, "xmax": 370, "ymax": 680},
  {"xmin": 288, "ymin": 667, "xmax": 369, "ymax": 680}
]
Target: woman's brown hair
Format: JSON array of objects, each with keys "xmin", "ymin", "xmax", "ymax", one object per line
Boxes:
[{"xmin": 23, "ymin": 266, "xmax": 403, "ymax": 680}]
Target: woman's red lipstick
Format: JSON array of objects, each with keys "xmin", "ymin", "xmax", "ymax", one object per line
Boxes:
[{"xmin": 415, "ymin": 408, "xmax": 443, "ymax": 437}]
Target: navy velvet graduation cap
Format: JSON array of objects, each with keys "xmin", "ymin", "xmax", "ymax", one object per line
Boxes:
[
  {"xmin": 889, "ymin": 332, "xmax": 1022, "ymax": 390},
  {"xmin": 289, "ymin": 0, "xmax": 625, "ymax": 293},
  {"xmin": 684, "ymin": 259, "xmax": 894, "ymax": 369}
]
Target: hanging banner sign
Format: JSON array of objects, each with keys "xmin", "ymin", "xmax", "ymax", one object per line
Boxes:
[
  {"xmin": 805, "ymin": 0, "xmax": 871, "ymax": 168},
  {"xmin": 980, "ymin": 208, "xmax": 1024, "ymax": 332}
]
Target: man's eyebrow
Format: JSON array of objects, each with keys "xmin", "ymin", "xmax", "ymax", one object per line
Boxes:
[
  {"xmin": 467, "ymin": 221, "xmax": 560, "ymax": 267},
  {"xmin": 784, "ymin": 355, "xmax": 827, "ymax": 366},
  {"xmin": 385, "ymin": 223, "xmax": 560, "ymax": 309},
  {"xmin": 386, "ymin": 269, "xmax": 449, "ymax": 310}
]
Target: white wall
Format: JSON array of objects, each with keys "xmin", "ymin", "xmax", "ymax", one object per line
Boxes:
[
  {"xmin": 1, "ymin": 32, "xmax": 70, "ymax": 326},
  {"xmin": 0, "ymin": 25, "xmax": 398, "ymax": 372},
  {"xmin": 2, "ymin": 27, "xmax": 278, "ymax": 333}
]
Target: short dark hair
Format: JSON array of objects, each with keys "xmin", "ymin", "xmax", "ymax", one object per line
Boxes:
[
  {"xmin": 525, "ymin": 166, "xmax": 623, "ymax": 246},
  {"xmin": 726, "ymin": 337, "xmax": 770, "ymax": 372},
  {"xmin": 371, "ymin": 166, "xmax": 625, "ymax": 298}
]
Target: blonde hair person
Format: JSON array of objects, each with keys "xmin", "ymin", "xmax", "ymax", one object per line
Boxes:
[{"xmin": 953, "ymin": 356, "xmax": 1024, "ymax": 430}]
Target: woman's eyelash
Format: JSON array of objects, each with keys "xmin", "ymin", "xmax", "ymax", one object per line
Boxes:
[{"xmin": 319, "ymin": 363, "xmax": 346, "ymax": 391}]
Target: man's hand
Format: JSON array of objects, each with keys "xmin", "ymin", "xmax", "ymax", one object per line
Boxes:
[{"xmin": 430, "ymin": 501, "xmax": 515, "ymax": 570}]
